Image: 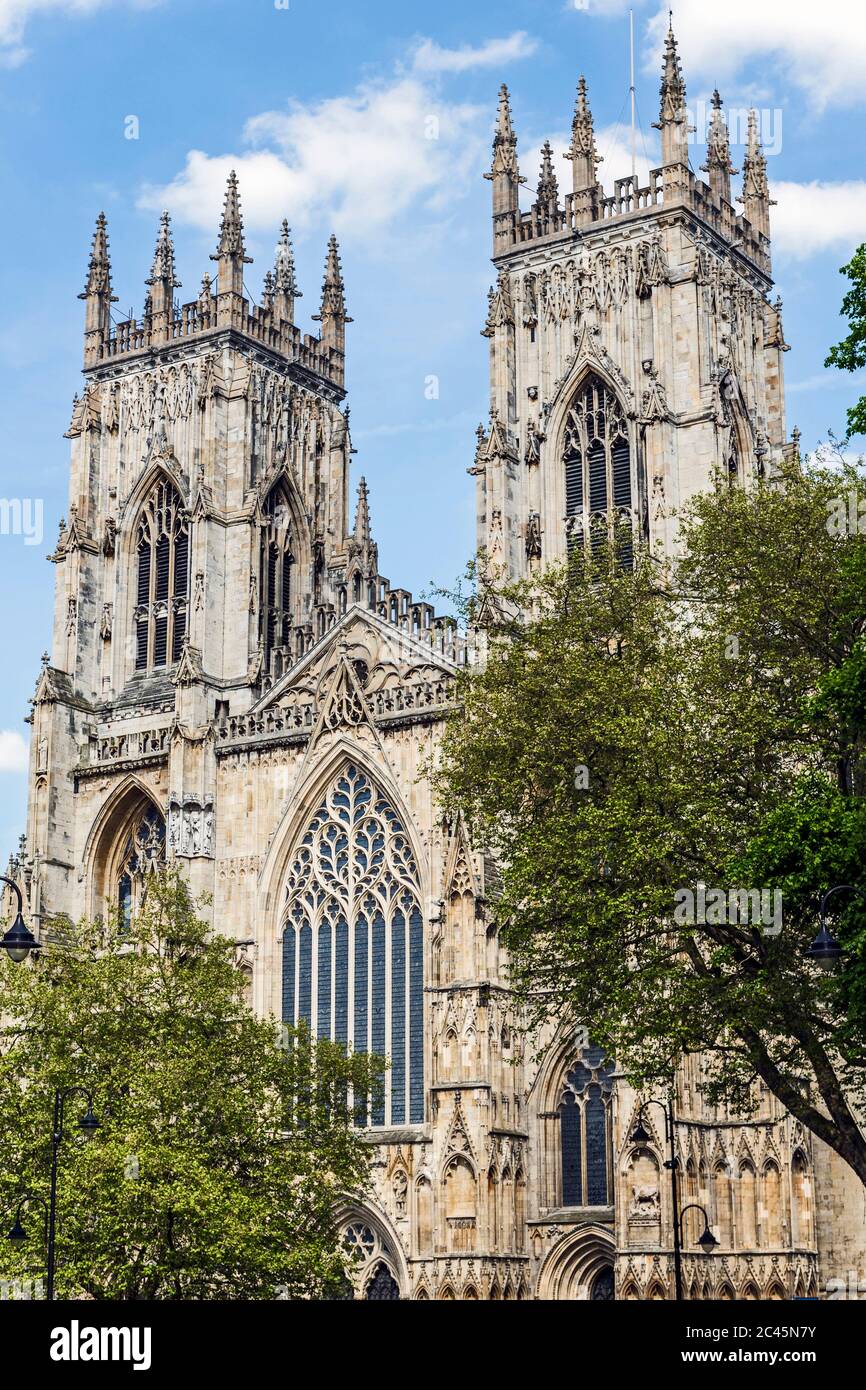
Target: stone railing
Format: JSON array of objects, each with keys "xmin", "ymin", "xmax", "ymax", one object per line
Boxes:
[
  {"xmin": 80, "ymin": 724, "xmax": 172, "ymax": 769},
  {"xmin": 503, "ymin": 166, "xmax": 770, "ymax": 275},
  {"xmin": 99, "ymin": 302, "xmax": 342, "ymax": 383}
]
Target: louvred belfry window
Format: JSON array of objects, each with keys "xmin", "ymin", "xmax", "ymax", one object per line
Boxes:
[
  {"xmin": 134, "ymin": 478, "xmax": 189, "ymax": 671},
  {"xmin": 562, "ymin": 374, "xmax": 633, "ymax": 567},
  {"xmin": 260, "ymin": 488, "xmax": 294, "ymax": 671}
]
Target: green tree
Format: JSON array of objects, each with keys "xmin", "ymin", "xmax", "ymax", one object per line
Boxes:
[
  {"xmin": 826, "ymin": 243, "xmax": 866, "ymax": 437},
  {"xmin": 434, "ymin": 461, "xmax": 866, "ymax": 1184},
  {"xmin": 0, "ymin": 870, "xmax": 382, "ymax": 1299}
]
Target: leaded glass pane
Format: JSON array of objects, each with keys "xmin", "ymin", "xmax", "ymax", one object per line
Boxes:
[{"xmin": 561, "ymin": 1092, "xmax": 583, "ymax": 1205}]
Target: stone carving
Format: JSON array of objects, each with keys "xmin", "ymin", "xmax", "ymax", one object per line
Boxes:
[
  {"xmin": 641, "ymin": 369, "xmax": 669, "ymax": 423},
  {"xmin": 393, "ymin": 1170, "xmax": 408, "ymax": 1217},
  {"xmin": 168, "ymin": 796, "xmax": 215, "ymax": 858},
  {"xmin": 629, "ymin": 1184, "xmax": 661, "ymax": 1221},
  {"xmin": 525, "ymin": 511, "xmax": 542, "ymax": 560}
]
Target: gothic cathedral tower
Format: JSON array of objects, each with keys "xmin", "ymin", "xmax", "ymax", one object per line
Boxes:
[{"xmin": 475, "ymin": 24, "xmax": 791, "ymax": 582}]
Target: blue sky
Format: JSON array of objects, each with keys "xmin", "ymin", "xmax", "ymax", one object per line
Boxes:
[{"xmin": 1, "ymin": 0, "xmax": 865, "ymax": 860}]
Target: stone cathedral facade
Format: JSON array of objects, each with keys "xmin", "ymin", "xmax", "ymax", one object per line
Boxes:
[{"xmin": 13, "ymin": 26, "xmax": 866, "ymax": 1298}]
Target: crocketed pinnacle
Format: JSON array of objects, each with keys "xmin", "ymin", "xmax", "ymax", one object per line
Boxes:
[
  {"xmin": 211, "ymin": 169, "xmax": 253, "ymax": 265},
  {"xmin": 146, "ymin": 210, "xmax": 181, "ymax": 289}
]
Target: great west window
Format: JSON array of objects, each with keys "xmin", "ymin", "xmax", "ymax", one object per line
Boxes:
[{"xmin": 281, "ymin": 764, "xmax": 424, "ymax": 1127}]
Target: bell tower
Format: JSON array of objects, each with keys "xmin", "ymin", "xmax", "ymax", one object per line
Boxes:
[
  {"xmin": 474, "ymin": 22, "xmax": 795, "ymax": 581},
  {"xmin": 26, "ymin": 175, "xmax": 366, "ymax": 928}
]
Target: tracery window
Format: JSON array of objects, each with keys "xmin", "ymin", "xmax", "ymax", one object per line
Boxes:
[
  {"xmin": 134, "ymin": 477, "xmax": 189, "ymax": 670},
  {"xmin": 260, "ymin": 487, "xmax": 294, "ymax": 672},
  {"xmin": 559, "ymin": 1045, "xmax": 615, "ymax": 1206},
  {"xmin": 562, "ymin": 374, "xmax": 632, "ymax": 566},
  {"xmin": 281, "ymin": 764, "xmax": 424, "ymax": 1127},
  {"xmin": 116, "ymin": 804, "xmax": 166, "ymax": 930},
  {"xmin": 342, "ymin": 1220, "xmax": 401, "ymax": 1300}
]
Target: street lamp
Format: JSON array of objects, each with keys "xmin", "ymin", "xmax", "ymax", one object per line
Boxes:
[
  {"xmin": 0, "ymin": 875, "xmax": 38, "ymax": 963},
  {"xmin": 6, "ymin": 1086, "xmax": 101, "ymax": 1300},
  {"xmin": 6, "ymin": 1193, "xmax": 49, "ymax": 1247},
  {"xmin": 679, "ymin": 1202, "xmax": 719, "ymax": 1253},
  {"xmin": 805, "ymin": 884, "xmax": 866, "ymax": 971}
]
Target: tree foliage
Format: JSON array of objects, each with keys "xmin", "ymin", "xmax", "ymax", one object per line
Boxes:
[
  {"xmin": 434, "ymin": 460, "xmax": 866, "ymax": 1183},
  {"xmin": 826, "ymin": 243, "xmax": 866, "ymax": 438},
  {"xmin": 0, "ymin": 870, "xmax": 382, "ymax": 1299}
]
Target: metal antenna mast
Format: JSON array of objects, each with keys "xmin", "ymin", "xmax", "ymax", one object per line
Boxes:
[{"xmin": 629, "ymin": 9, "xmax": 637, "ymax": 179}]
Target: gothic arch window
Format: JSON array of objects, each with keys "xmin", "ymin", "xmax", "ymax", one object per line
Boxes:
[
  {"xmin": 562, "ymin": 374, "xmax": 632, "ymax": 565},
  {"xmin": 559, "ymin": 1045, "xmax": 615, "ymax": 1207},
  {"xmin": 134, "ymin": 476, "xmax": 189, "ymax": 670},
  {"xmin": 281, "ymin": 763, "xmax": 424, "ymax": 1127},
  {"xmin": 260, "ymin": 487, "xmax": 295, "ymax": 673},
  {"xmin": 114, "ymin": 803, "xmax": 166, "ymax": 929},
  {"xmin": 342, "ymin": 1220, "xmax": 401, "ymax": 1299}
]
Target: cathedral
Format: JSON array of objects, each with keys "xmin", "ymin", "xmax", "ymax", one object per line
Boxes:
[{"xmin": 13, "ymin": 23, "xmax": 866, "ymax": 1298}]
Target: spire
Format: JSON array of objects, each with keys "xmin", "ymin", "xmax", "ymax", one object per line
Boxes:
[
  {"xmin": 313, "ymin": 234, "xmax": 352, "ymax": 362},
  {"xmin": 353, "ymin": 476, "xmax": 371, "ymax": 546},
  {"xmin": 319, "ymin": 233, "xmax": 346, "ymax": 316},
  {"xmin": 490, "ymin": 83, "xmax": 518, "ymax": 177},
  {"xmin": 565, "ymin": 76, "xmax": 602, "ymax": 191},
  {"xmin": 653, "ymin": 13, "xmax": 690, "ymax": 166},
  {"xmin": 564, "ymin": 75, "xmax": 602, "ymax": 226},
  {"xmin": 485, "ymin": 85, "xmax": 522, "ymax": 242},
  {"xmin": 701, "ymin": 91, "xmax": 737, "ymax": 204},
  {"xmin": 78, "ymin": 212, "xmax": 117, "ymax": 366},
  {"xmin": 273, "ymin": 219, "xmax": 300, "ymax": 324},
  {"xmin": 211, "ymin": 170, "xmax": 252, "ymax": 305},
  {"xmin": 536, "ymin": 141, "xmax": 559, "ymax": 210},
  {"xmin": 739, "ymin": 110, "xmax": 775, "ymax": 241},
  {"xmin": 146, "ymin": 210, "xmax": 181, "ymax": 329}
]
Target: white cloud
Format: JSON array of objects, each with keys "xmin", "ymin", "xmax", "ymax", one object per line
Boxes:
[
  {"xmin": 593, "ymin": 122, "xmax": 658, "ymax": 187},
  {"xmin": 564, "ymin": 0, "xmax": 645, "ymax": 14},
  {"xmin": 644, "ymin": 0, "xmax": 866, "ymax": 111},
  {"xmin": 0, "ymin": 730, "xmax": 28, "ymax": 773},
  {"xmin": 772, "ymin": 180, "xmax": 866, "ymax": 260},
  {"xmin": 411, "ymin": 30, "xmax": 538, "ymax": 74},
  {"xmin": 0, "ymin": 0, "xmax": 163, "ymax": 64},
  {"xmin": 788, "ymin": 372, "xmax": 866, "ymax": 395},
  {"xmin": 806, "ymin": 442, "xmax": 865, "ymax": 468},
  {"xmin": 140, "ymin": 76, "xmax": 486, "ymax": 244}
]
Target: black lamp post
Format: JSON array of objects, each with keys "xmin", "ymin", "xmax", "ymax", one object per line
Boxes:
[
  {"xmin": 805, "ymin": 884, "xmax": 866, "ymax": 971},
  {"xmin": 0, "ymin": 875, "xmax": 38, "ymax": 963},
  {"xmin": 630, "ymin": 1096, "xmax": 685, "ymax": 1301},
  {"xmin": 6, "ymin": 1087, "xmax": 101, "ymax": 1300}
]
